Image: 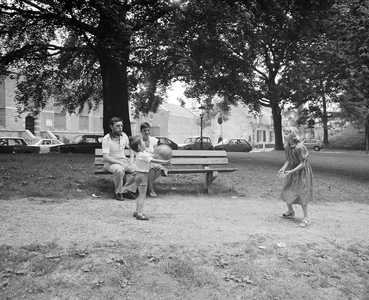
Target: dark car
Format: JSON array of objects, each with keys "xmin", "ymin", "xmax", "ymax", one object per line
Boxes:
[
  {"xmin": 0, "ymin": 137, "xmax": 40, "ymax": 154},
  {"xmin": 51, "ymin": 134, "xmax": 103, "ymax": 153},
  {"xmin": 155, "ymin": 136, "xmax": 179, "ymax": 150},
  {"xmin": 214, "ymin": 138, "xmax": 252, "ymax": 152},
  {"xmin": 178, "ymin": 136, "xmax": 214, "ymax": 150}
]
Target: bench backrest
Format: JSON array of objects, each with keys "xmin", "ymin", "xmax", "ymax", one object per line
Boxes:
[{"xmin": 95, "ymin": 148, "xmax": 229, "ymax": 166}]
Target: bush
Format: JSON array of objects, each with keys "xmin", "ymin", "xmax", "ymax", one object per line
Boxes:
[{"xmin": 326, "ymin": 131, "xmax": 366, "ymax": 150}]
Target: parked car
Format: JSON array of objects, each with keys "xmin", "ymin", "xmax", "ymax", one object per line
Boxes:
[
  {"xmin": 301, "ymin": 138, "xmax": 323, "ymax": 151},
  {"xmin": 0, "ymin": 137, "xmax": 40, "ymax": 154},
  {"xmin": 32, "ymin": 139, "xmax": 64, "ymax": 153},
  {"xmin": 154, "ymin": 136, "xmax": 179, "ymax": 150},
  {"xmin": 214, "ymin": 138, "xmax": 252, "ymax": 152},
  {"xmin": 178, "ymin": 136, "xmax": 214, "ymax": 150},
  {"xmin": 51, "ymin": 134, "xmax": 103, "ymax": 153}
]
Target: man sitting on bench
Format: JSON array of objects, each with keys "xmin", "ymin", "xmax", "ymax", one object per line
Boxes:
[{"xmin": 102, "ymin": 117, "xmax": 137, "ymax": 201}]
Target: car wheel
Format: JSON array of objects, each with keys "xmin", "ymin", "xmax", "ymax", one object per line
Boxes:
[
  {"xmin": 243, "ymin": 148, "xmax": 250, "ymax": 152},
  {"xmin": 313, "ymin": 146, "xmax": 320, "ymax": 151}
]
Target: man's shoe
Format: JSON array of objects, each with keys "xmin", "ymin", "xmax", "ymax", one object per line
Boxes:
[
  {"xmin": 122, "ymin": 191, "xmax": 136, "ymax": 200},
  {"xmin": 115, "ymin": 193, "xmax": 124, "ymax": 201}
]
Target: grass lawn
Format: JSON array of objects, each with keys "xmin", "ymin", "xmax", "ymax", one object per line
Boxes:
[{"xmin": 0, "ymin": 151, "xmax": 368, "ymax": 299}]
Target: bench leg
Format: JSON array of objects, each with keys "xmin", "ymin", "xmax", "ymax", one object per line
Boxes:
[{"xmin": 204, "ymin": 171, "xmax": 218, "ymax": 193}]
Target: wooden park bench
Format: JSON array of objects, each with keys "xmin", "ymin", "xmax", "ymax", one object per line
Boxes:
[{"xmin": 94, "ymin": 148, "xmax": 238, "ymax": 193}]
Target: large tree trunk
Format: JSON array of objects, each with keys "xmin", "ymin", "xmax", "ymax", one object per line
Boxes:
[
  {"xmin": 97, "ymin": 10, "xmax": 132, "ymax": 136},
  {"xmin": 321, "ymin": 96, "xmax": 329, "ymax": 144},
  {"xmin": 365, "ymin": 116, "xmax": 369, "ymax": 154},
  {"xmin": 99, "ymin": 52, "xmax": 131, "ymax": 136},
  {"xmin": 271, "ymin": 101, "xmax": 284, "ymax": 150},
  {"xmin": 321, "ymin": 81, "xmax": 329, "ymax": 145}
]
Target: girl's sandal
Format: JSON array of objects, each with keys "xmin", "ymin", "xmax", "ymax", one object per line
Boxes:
[
  {"xmin": 299, "ymin": 218, "xmax": 310, "ymax": 227},
  {"xmin": 136, "ymin": 214, "xmax": 149, "ymax": 221},
  {"xmin": 280, "ymin": 211, "xmax": 295, "ymax": 219}
]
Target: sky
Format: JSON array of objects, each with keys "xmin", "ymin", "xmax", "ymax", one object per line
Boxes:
[{"xmin": 166, "ymin": 81, "xmax": 190, "ymax": 107}]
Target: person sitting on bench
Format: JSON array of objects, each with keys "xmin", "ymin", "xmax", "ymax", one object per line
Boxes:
[{"xmin": 102, "ymin": 117, "xmax": 137, "ymax": 201}]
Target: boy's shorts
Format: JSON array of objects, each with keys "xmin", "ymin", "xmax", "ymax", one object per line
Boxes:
[{"xmin": 135, "ymin": 171, "xmax": 148, "ymax": 186}]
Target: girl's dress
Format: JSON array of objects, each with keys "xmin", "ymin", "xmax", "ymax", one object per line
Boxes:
[{"xmin": 280, "ymin": 143, "xmax": 313, "ymax": 205}]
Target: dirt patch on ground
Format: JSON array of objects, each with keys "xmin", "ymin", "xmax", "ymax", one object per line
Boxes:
[{"xmin": 1, "ymin": 195, "xmax": 368, "ymax": 248}]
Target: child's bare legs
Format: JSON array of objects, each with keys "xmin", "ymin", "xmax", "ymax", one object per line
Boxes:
[
  {"xmin": 281, "ymin": 204, "xmax": 295, "ymax": 218},
  {"xmin": 136, "ymin": 185, "xmax": 147, "ymax": 215},
  {"xmin": 148, "ymin": 169, "xmax": 161, "ymax": 197},
  {"xmin": 299, "ymin": 205, "xmax": 310, "ymax": 227},
  {"xmin": 301, "ymin": 205, "xmax": 308, "ymax": 219},
  {"xmin": 285, "ymin": 204, "xmax": 295, "ymax": 216}
]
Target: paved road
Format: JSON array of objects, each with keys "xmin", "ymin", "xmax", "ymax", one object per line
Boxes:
[{"xmin": 228, "ymin": 150, "xmax": 369, "ymax": 182}]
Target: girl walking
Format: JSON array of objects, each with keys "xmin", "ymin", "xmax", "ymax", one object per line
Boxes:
[{"xmin": 278, "ymin": 132, "xmax": 314, "ymax": 227}]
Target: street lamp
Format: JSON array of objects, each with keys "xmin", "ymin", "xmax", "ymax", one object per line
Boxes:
[
  {"xmin": 198, "ymin": 105, "xmax": 206, "ymax": 150},
  {"xmin": 200, "ymin": 113, "xmax": 203, "ymax": 150}
]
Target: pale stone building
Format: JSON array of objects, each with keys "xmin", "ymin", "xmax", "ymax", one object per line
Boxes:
[
  {"xmin": 1, "ymin": 75, "xmax": 275, "ymax": 147},
  {"xmin": 0, "ymin": 75, "xmax": 103, "ymax": 143}
]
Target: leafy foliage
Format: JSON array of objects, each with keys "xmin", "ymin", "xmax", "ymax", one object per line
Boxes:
[
  {"xmin": 325, "ymin": 0, "xmax": 369, "ymax": 148},
  {"xmin": 0, "ymin": 0, "xmax": 184, "ymax": 134},
  {"xmin": 171, "ymin": 0, "xmax": 335, "ymax": 149}
]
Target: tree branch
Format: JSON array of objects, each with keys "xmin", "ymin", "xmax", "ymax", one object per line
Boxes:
[{"xmin": 0, "ymin": 2, "xmax": 99, "ymax": 36}]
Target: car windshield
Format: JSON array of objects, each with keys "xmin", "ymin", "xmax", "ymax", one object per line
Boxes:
[
  {"xmin": 72, "ymin": 135, "xmax": 83, "ymax": 143},
  {"xmin": 219, "ymin": 139, "xmax": 230, "ymax": 144},
  {"xmin": 304, "ymin": 139, "xmax": 318, "ymax": 143},
  {"xmin": 184, "ymin": 138, "xmax": 196, "ymax": 143},
  {"xmin": 9, "ymin": 139, "xmax": 27, "ymax": 146}
]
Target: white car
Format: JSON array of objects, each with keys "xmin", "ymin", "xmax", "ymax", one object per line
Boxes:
[{"xmin": 32, "ymin": 139, "xmax": 64, "ymax": 153}]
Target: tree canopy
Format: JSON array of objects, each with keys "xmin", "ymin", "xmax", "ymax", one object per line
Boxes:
[
  {"xmin": 1, "ymin": 0, "xmax": 367, "ymax": 151},
  {"xmin": 330, "ymin": 0, "xmax": 369, "ymax": 151},
  {"xmin": 0, "ymin": 0, "xmax": 184, "ymax": 135},
  {"xmin": 171, "ymin": 0, "xmax": 335, "ymax": 149}
]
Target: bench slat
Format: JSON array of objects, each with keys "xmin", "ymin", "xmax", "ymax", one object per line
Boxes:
[
  {"xmin": 95, "ymin": 157, "xmax": 229, "ymax": 166},
  {"xmin": 95, "ymin": 168, "xmax": 238, "ymax": 175},
  {"xmin": 168, "ymin": 168, "xmax": 238, "ymax": 174},
  {"xmin": 95, "ymin": 149, "xmax": 227, "ymax": 158}
]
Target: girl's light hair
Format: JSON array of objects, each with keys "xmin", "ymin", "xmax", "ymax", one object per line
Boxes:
[{"xmin": 284, "ymin": 131, "xmax": 300, "ymax": 150}]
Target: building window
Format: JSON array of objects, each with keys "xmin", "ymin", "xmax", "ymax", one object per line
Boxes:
[
  {"xmin": 270, "ymin": 130, "xmax": 275, "ymax": 143},
  {"xmin": 79, "ymin": 116, "xmax": 89, "ymax": 131},
  {"xmin": 54, "ymin": 113, "xmax": 66, "ymax": 130},
  {"xmin": 257, "ymin": 130, "xmax": 266, "ymax": 143},
  {"xmin": 0, "ymin": 108, "xmax": 5, "ymax": 127}
]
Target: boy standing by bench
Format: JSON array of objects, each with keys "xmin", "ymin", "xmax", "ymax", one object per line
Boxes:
[{"xmin": 129, "ymin": 135, "xmax": 171, "ymax": 220}]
